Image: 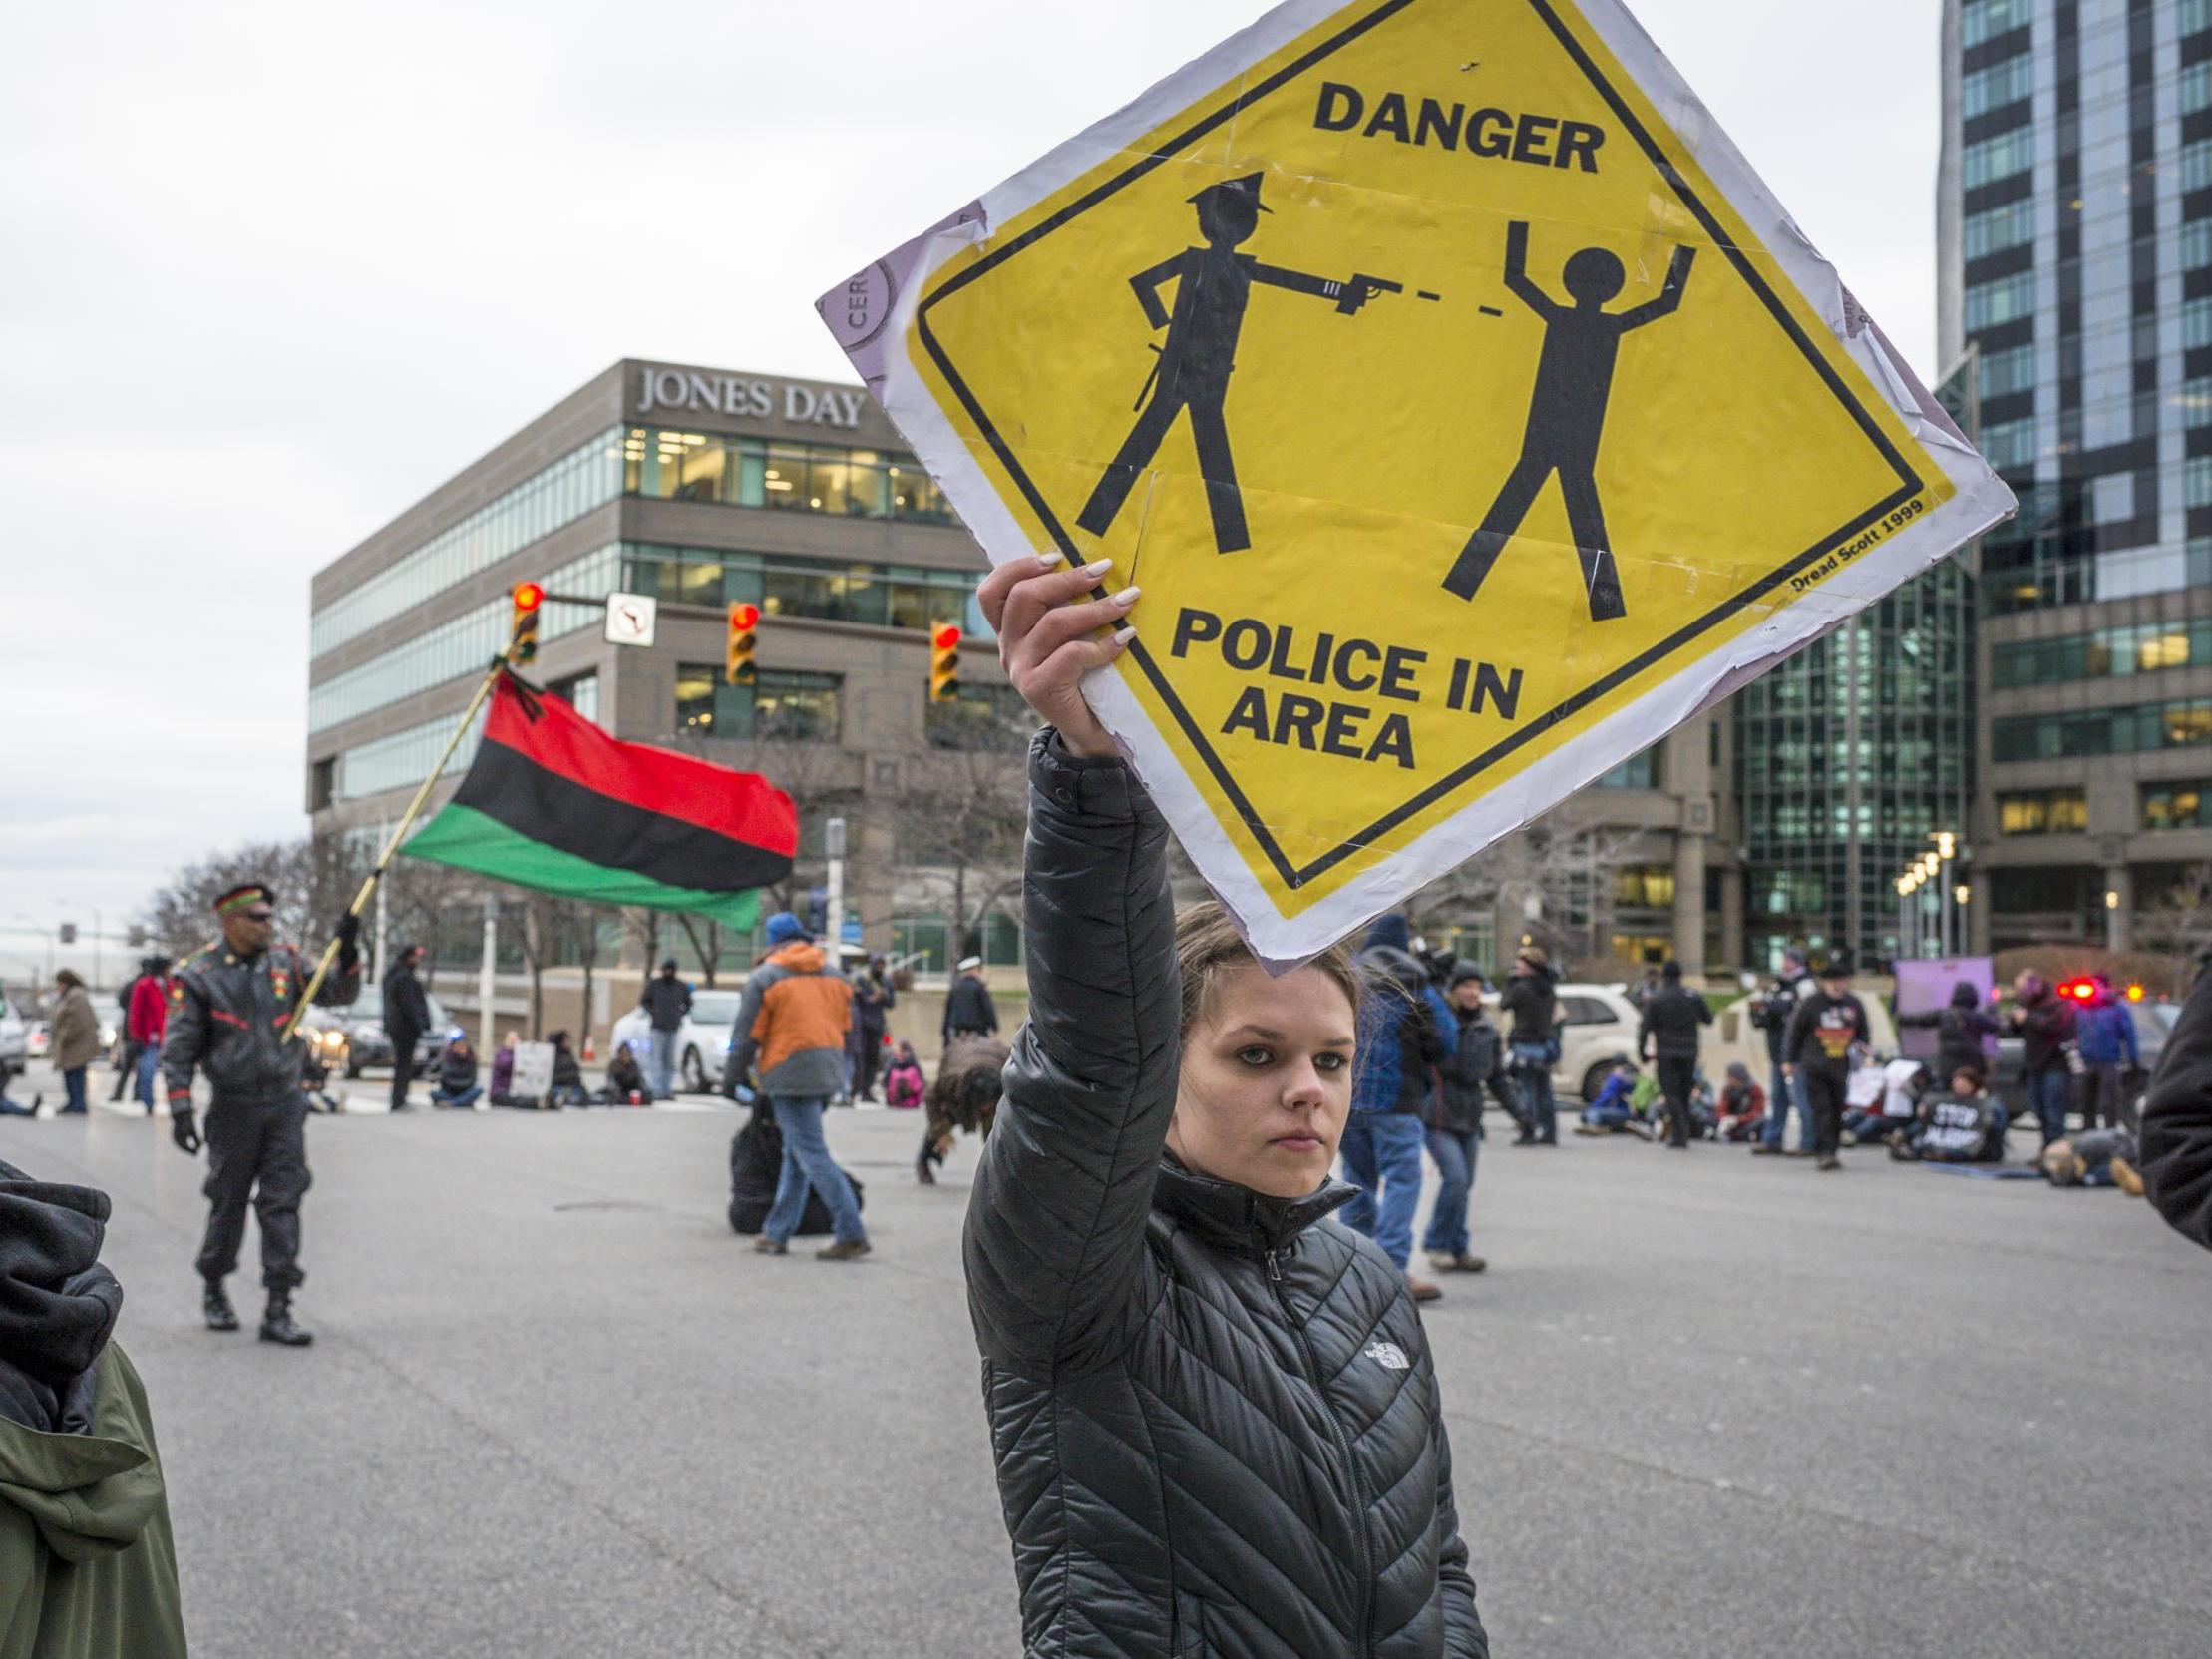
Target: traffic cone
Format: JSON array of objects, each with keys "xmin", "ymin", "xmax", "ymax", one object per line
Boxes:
[{"xmin": 583, "ymin": 1034, "xmax": 596, "ymax": 1062}]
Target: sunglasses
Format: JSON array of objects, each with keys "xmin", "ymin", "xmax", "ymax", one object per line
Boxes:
[{"xmin": 241, "ymin": 910, "xmax": 276, "ymax": 923}]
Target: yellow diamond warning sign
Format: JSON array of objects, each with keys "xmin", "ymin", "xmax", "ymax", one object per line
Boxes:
[{"xmin": 822, "ymin": 0, "xmax": 2014, "ymax": 968}]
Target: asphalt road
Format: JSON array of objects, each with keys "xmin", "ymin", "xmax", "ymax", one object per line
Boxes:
[{"xmin": 3, "ymin": 1083, "xmax": 2206, "ymax": 1658}]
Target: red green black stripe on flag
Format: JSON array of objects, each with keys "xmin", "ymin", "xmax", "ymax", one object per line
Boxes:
[{"xmin": 402, "ymin": 672, "xmax": 796, "ymax": 927}]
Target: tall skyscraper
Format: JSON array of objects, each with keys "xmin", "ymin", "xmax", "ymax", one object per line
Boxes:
[{"xmin": 1944, "ymin": 0, "xmax": 2212, "ymax": 955}]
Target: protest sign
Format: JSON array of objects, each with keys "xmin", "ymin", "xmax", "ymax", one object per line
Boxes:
[
  {"xmin": 822, "ymin": 0, "xmax": 2016, "ymax": 968},
  {"xmin": 509, "ymin": 1040, "xmax": 554, "ymax": 1106}
]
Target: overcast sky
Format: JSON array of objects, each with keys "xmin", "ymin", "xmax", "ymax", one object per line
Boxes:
[{"xmin": 0, "ymin": 0, "xmax": 1948, "ymax": 983}]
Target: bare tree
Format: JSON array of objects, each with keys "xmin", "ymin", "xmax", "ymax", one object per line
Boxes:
[
  {"xmin": 142, "ymin": 837, "xmax": 350, "ymax": 965},
  {"xmin": 894, "ymin": 743, "xmax": 1030, "ymax": 961},
  {"xmin": 2141, "ymin": 862, "xmax": 2212, "ymax": 983},
  {"xmin": 675, "ymin": 915, "xmax": 723, "ymax": 990},
  {"xmin": 1408, "ymin": 808, "xmax": 1646, "ymax": 976}
]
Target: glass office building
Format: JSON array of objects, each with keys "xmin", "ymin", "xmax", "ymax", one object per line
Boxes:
[{"xmin": 1942, "ymin": 0, "xmax": 2212, "ymax": 952}]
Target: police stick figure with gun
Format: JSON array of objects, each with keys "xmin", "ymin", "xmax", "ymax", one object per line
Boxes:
[{"xmin": 1077, "ymin": 173, "xmax": 1442, "ymax": 556}]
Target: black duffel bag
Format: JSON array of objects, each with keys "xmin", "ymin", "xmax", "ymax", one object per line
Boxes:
[{"xmin": 727, "ymin": 1100, "xmax": 866, "ymax": 1236}]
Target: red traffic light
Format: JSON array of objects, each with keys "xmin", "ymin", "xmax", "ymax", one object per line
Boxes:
[
  {"xmin": 932, "ymin": 623, "xmax": 962, "ymax": 650},
  {"xmin": 2060, "ymin": 979, "xmax": 2094, "ymax": 1002},
  {"xmin": 729, "ymin": 602, "xmax": 761, "ymax": 630},
  {"xmin": 513, "ymin": 582, "xmax": 545, "ymax": 612}
]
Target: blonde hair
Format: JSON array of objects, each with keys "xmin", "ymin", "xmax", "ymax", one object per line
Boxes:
[{"xmin": 1175, "ymin": 902, "xmax": 1362, "ymax": 1037}]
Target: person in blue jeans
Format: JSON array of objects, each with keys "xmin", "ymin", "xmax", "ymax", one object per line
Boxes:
[
  {"xmin": 1497, "ymin": 945, "xmax": 1560, "ymax": 1143},
  {"xmin": 2006, "ymin": 972, "xmax": 2078, "ymax": 1148},
  {"xmin": 1574, "ymin": 1061, "xmax": 1639, "ymax": 1132},
  {"xmin": 1339, "ymin": 915, "xmax": 1450, "ymax": 1300},
  {"xmin": 1424, "ymin": 964, "xmax": 1500, "ymax": 1276},
  {"xmin": 1749, "ymin": 952, "xmax": 1814, "ymax": 1155}
]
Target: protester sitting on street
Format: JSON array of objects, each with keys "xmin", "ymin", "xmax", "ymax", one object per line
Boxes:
[
  {"xmin": 429, "ymin": 1037, "xmax": 483, "ymax": 1109},
  {"xmin": 0, "ymin": 1074, "xmax": 39, "ymax": 1116},
  {"xmin": 546, "ymin": 1031, "xmax": 588, "ymax": 1108},
  {"xmin": 2140, "ymin": 949, "xmax": 2212, "ymax": 1252},
  {"xmin": 1714, "ymin": 1061, "xmax": 1766, "ymax": 1141},
  {"xmin": 917, "ymin": 1035, "xmax": 1008, "ymax": 1183},
  {"xmin": 1842, "ymin": 1059, "xmax": 1926, "ymax": 1146},
  {"xmin": 488, "ymin": 1032, "xmax": 520, "ymax": 1107},
  {"xmin": 2039, "ymin": 1128, "xmax": 2145, "ymax": 1193},
  {"xmin": 2074, "ymin": 975, "xmax": 2140, "ymax": 1133},
  {"xmin": 0, "ymin": 1156, "xmax": 189, "ymax": 1656},
  {"xmin": 728, "ymin": 911, "xmax": 868, "ymax": 1260},
  {"xmin": 1892, "ymin": 1066, "xmax": 2006, "ymax": 1164},
  {"xmin": 1781, "ymin": 958, "xmax": 1871, "ymax": 1171},
  {"xmin": 2006, "ymin": 972, "xmax": 2079, "ymax": 1147},
  {"xmin": 1637, "ymin": 960, "xmax": 1712, "ymax": 1149},
  {"xmin": 959, "ymin": 555, "xmax": 1485, "ymax": 1658},
  {"xmin": 1575, "ymin": 1060, "xmax": 1640, "ymax": 1134},
  {"xmin": 598, "ymin": 1043, "xmax": 646, "ymax": 1106},
  {"xmin": 1899, "ymin": 979, "xmax": 2001, "ymax": 1088},
  {"xmin": 883, "ymin": 1040, "xmax": 925, "ymax": 1111},
  {"xmin": 1425, "ymin": 963, "xmax": 1497, "ymax": 1276}
]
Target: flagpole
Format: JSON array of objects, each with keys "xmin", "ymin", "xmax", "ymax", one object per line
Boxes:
[{"xmin": 279, "ymin": 654, "xmax": 513, "ymax": 1038}]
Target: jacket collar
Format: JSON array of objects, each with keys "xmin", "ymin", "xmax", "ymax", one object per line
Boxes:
[{"xmin": 1153, "ymin": 1153, "xmax": 1358, "ymax": 1256}]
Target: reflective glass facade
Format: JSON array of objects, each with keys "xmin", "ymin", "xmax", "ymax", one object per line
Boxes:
[
  {"xmin": 1991, "ymin": 692, "xmax": 2212, "ymax": 757},
  {"xmin": 621, "ymin": 427, "xmax": 953, "ymax": 524},
  {"xmin": 1735, "ymin": 561, "xmax": 1977, "ymax": 964},
  {"xmin": 621, "ymin": 543, "xmax": 989, "ymax": 639},
  {"xmin": 1990, "ymin": 614, "xmax": 2212, "ymax": 682},
  {"xmin": 674, "ymin": 665, "xmax": 843, "ymax": 743}
]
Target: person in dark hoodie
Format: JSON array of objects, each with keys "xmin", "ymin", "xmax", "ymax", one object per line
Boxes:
[
  {"xmin": 1427, "ymin": 964, "xmax": 1502, "ymax": 1275},
  {"xmin": 0, "ymin": 1158, "xmax": 188, "ymax": 1658},
  {"xmin": 1898, "ymin": 979, "xmax": 2002, "ymax": 1095},
  {"xmin": 1637, "ymin": 960, "xmax": 1712, "ymax": 1150},
  {"xmin": 380, "ymin": 943, "xmax": 432, "ymax": 1113},
  {"xmin": 1497, "ymin": 944, "xmax": 1561, "ymax": 1143},
  {"xmin": 1340, "ymin": 913, "xmax": 1453, "ymax": 1302},
  {"xmin": 2140, "ymin": 950, "xmax": 2212, "ymax": 1253}
]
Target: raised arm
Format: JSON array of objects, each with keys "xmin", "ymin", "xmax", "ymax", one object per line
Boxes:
[
  {"xmin": 1500, "ymin": 220, "xmax": 1558, "ymax": 319},
  {"xmin": 1617, "ymin": 242, "xmax": 1697, "ymax": 329}
]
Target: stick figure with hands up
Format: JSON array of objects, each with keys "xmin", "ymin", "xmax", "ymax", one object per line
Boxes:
[{"xmin": 1442, "ymin": 221, "xmax": 1696, "ymax": 621}]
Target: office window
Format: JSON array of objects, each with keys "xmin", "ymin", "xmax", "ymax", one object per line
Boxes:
[
  {"xmin": 750, "ymin": 671, "xmax": 841, "ymax": 742},
  {"xmin": 2181, "ymin": 378, "xmax": 2212, "ymax": 430},
  {"xmin": 1962, "ymin": 128, "xmax": 2034, "ymax": 191},
  {"xmin": 1962, "ymin": 0, "xmax": 2029, "ymax": 47},
  {"xmin": 622, "ymin": 427, "xmax": 956, "ymax": 526},
  {"xmin": 2185, "ymin": 63, "xmax": 2212, "ymax": 117},
  {"xmin": 1963, "ymin": 53, "xmax": 2034, "ymax": 120},
  {"xmin": 1982, "ymin": 416, "xmax": 2037, "ymax": 470},
  {"xmin": 2188, "ymin": 0, "xmax": 2212, "ymax": 35},
  {"xmin": 1965, "ymin": 272, "xmax": 2036, "ymax": 332},
  {"xmin": 675, "ymin": 664, "xmax": 721, "ymax": 735},
  {"xmin": 1980, "ymin": 342, "xmax": 2037, "ymax": 399},
  {"xmin": 2185, "ymin": 221, "xmax": 2212, "ymax": 273},
  {"xmin": 2186, "ymin": 297, "xmax": 2212, "ymax": 351},
  {"xmin": 2143, "ymin": 784, "xmax": 2208, "ymax": 831},
  {"xmin": 1612, "ymin": 866, "xmax": 1676, "ymax": 910},
  {"xmin": 2186, "ymin": 139, "xmax": 2212, "ymax": 195},
  {"xmin": 2189, "ymin": 454, "xmax": 2212, "ymax": 510},
  {"xmin": 1998, "ymin": 789, "xmax": 2087, "ymax": 835},
  {"xmin": 1595, "ymin": 751, "xmax": 1659, "ymax": 788},
  {"xmin": 1964, "ymin": 199, "xmax": 2035, "ymax": 261}
]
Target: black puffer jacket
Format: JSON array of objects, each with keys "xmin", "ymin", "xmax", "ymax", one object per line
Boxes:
[{"xmin": 964, "ymin": 734, "xmax": 1485, "ymax": 1659}]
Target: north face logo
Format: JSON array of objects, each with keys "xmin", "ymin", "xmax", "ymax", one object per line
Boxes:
[{"xmin": 1363, "ymin": 1341, "xmax": 1409, "ymax": 1371}]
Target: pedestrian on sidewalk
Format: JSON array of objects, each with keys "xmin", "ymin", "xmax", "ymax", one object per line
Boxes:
[
  {"xmin": 941, "ymin": 955, "xmax": 998, "ymax": 1047},
  {"xmin": 960, "ymin": 555, "xmax": 1486, "ymax": 1658},
  {"xmin": 1638, "ymin": 961, "xmax": 1712, "ymax": 1149},
  {"xmin": 1340, "ymin": 913, "xmax": 1452, "ymax": 1302},
  {"xmin": 850, "ymin": 954, "xmax": 895, "ymax": 1102},
  {"xmin": 381, "ymin": 944, "xmax": 431, "ymax": 1113},
  {"xmin": 729, "ymin": 913, "xmax": 869, "ymax": 1260},
  {"xmin": 2074, "ymin": 975, "xmax": 2140, "ymax": 1132},
  {"xmin": 1498, "ymin": 944, "xmax": 1561, "ymax": 1143},
  {"xmin": 1748, "ymin": 949, "xmax": 1815, "ymax": 1155},
  {"xmin": 0, "ymin": 1156, "xmax": 189, "ymax": 1658},
  {"xmin": 161, "ymin": 880, "xmax": 361, "ymax": 1346},
  {"xmin": 126, "ymin": 956, "xmax": 171, "ymax": 1112},
  {"xmin": 1426, "ymin": 963, "xmax": 1499, "ymax": 1276},
  {"xmin": 638, "ymin": 959, "xmax": 692, "ymax": 1100},
  {"xmin": 49, "ymin": 971, "xmax": 99, "ymax": 1117},
  {"xmin": 2006, "ymin": 972, "xmax": 2079, "ymax": 1147},
  {"xmin": 1781, "ymin": 959, "xmax": 1870, "ymax": 1171}
]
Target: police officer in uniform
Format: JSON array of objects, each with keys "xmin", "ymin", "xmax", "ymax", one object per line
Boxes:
[{"xmin": 161, "ymin": 882, "xmax": 360, "ymax": 1346}]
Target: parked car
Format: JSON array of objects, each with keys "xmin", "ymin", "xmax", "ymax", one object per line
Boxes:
[
  {"xmin": 0, "ymin": 990, "xmax": 26, "ymax": 1076},
  {"xmin": 609, "ymin": 987, "xmax": 747, "ymax": 1094},
  {"xmin": 1483, "ymin": 981, "xmax": 1646, "ymax": 1104},
  {"xmin": 25, "ymin": 1021, "xmax": 50, "ymax": 1061},
  {"xmin": 298, "ymin": 986, "xmax": 458, "ymax": 1077}
]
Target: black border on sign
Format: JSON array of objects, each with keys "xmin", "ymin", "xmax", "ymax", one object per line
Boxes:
[{"xmin": 915, "ymin": 0, "xmax": 1924, "ymax": 891}]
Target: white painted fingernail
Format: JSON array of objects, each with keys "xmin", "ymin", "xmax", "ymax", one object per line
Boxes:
[
  {"xmin": 1081, "ymin": 558, "xmax": 1113, "ymax": 576},
  {"xmin": 1112, "ymin": 625, "xmax": 1137, "ymax": 646},
  {"xmin": 1034, "ymin": 552, "xmax": 1060, "ymax": 568},
  {"xmin": 1112, "ymin": 585, "xmax": 1141, "ymax": 606}
]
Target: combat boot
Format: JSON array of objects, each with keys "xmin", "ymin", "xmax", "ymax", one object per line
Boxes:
[
  {"xmin": 259, "ymin": 1292, "xmax": 314, "ymax": 1347},
  {"xmin": 202, "ymin": 1279, "xmax": 239, "ymax": 1332}
]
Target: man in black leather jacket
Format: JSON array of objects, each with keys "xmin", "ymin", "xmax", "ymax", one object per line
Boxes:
[
  {"xmin": 381, "ymin": 943, "xmax": 432, "ymax": 1112},
  {"xmin": 161, "ymin": 881, "xmax": 359, "ymax": 1346}
]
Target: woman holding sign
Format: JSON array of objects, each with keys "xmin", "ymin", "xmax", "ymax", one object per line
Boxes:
[{"xmin": 962, "ymin": 554, "xmax": 1486, "ymax": 1659}]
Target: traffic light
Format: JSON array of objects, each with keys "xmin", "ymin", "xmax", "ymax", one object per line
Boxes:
[
  {"xmin": 929, "ymin": 623, "xmax": 961, "ymax": 703},
  {"xmin": 726, "ymin": 602, "xmax": 760, "ymax": 686},
  {"xmin": 58, "ymin": 923, "xmax": 77, "ymax": 946},
  {"xmin": 509, "ymin": 582, "xmax": 545, "ymax": 665},
  {"xmin": 126, "ymin": 925, "xmax": 146, "ymax": 948}
]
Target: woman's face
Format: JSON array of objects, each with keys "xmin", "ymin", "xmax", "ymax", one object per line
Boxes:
[{"xmin": 1169, "ymin": 962, "xmax": 1356, "ymax": 1199}]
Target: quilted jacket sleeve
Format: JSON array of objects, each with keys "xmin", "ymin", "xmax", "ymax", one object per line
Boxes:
[
  {"xmin": 963, "ymin": 730, "xmax": 1179, "ymax": 1378},
  {"xmin": 1432, "ymin": 1413, "xmax": 1490, "ymax": 1657},
  {"xmin": 2142, "ymin": 956, "xmax": 2212, "ymax": 1253}
]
